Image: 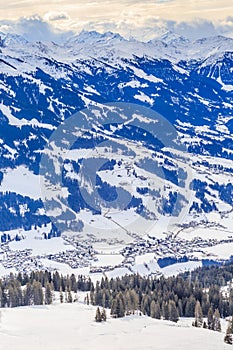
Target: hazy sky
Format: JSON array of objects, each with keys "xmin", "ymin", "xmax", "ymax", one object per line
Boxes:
[{"xmin": 0, "ymin": 0, "xmax": 233, "ymax": 41}]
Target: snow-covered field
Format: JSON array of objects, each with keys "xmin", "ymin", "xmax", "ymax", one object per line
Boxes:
[
  {"xmin": 0, "ymin": 166, "xmax": 42, "ymax": 200},
  {"xmin": 0, "ymin": 302, "xmax": 230, "ymax": 350}
]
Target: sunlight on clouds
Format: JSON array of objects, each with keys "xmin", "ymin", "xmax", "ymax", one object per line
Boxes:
[
  {"xmin": 0, "ymin": 0, "xmax": 233, "ymax": 41},
  {"xmin": 44, "ymin": 12, "xmax": 70, "ymax": 22},
  {"xmin": 0, "ymin": 1, "xmax": 233, "ymax": 23}
]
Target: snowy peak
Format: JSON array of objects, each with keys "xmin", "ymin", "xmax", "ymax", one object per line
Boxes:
[
  {"xmin": 0, "ymin": 30, "xmax": 233, "ymax": 64},
  {"xmin": 66, "ymin": 30, "xmax": 125, "ymax": 45},
  {"xmin": 1, "ymin": 32, "xmax": 29, "ymax": 47},
  {"xmin": 0, "ymin": 30, "xmax": 232, "ymax": 277},
  {"xmin": 159, "ymin": 31, "xmax": 189, "ymax": 45}
]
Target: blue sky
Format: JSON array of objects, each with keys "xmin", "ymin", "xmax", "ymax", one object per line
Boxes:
[{"xmin": 0, "ymin": 0, "xmax": 233, "ymax": 42}]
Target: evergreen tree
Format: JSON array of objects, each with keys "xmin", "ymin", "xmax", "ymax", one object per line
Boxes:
[
  {"xmin": 45, "ymin": 282, "xmax": 53, "ymax": 305},
  {"xmin": 150, "ymin": 301, "xmax": 161, "ymax": 319},
  {"xmin": 213, "ymin": 308, "xmax": 221, "ymax": 332},
  {"xmin": 224, "ymin": 318, "xmax": 233, "ymax": 345},
  {"xmin": 67, "ymin": 289, "xmax": 73, "ymax": 303},
  {"xmin": 207, "ymin": 306, "xmax": 214, "ymax": 330},
  {"xmin": 24, "ymin": 283, "xmax": 33, "ymax": 306},
  {"xmin": 142, "ymin": 295, "xmax": 151, "ymax": 316},
  {"xmin": 101, "ymin": 308, "xmax": 107, "ymax": 322},
  {"xmin": 194, "ymin": 300, "xmax": 203, "ymax": 327},
  {"xmin": 115, "ymin": 293, "xmax": 125, "ymax": 318},
  {"xmin": 32, "ymin": 281, "xmax": 44, "ymax": 305},
  {"xmin": 169, "ymin": 300, "xmax": 179, "ymax": 323},
  {"xmin": 130, "ymin": 289, "xmax": 139, "ymax": 314},
  {"xmin": 185, "ymin": 295, "xmax": 196, "ymax": 317},
  {"xmin": 111, "ymin": 298, "xmax": 117, "ymax": 318},
  {"xmin": 178, "ymin": 299, "xmax": 183, "ymax": 317},
  {"xmin": 59, "ymin": 287, "xmax": 64, "ymax": 303},
  {"xmin": 162, "ymin": 301, "xmax": 169, "ymax": 320},
  {"xmin": 150, "ymin": 300, "xmax": 156, "ymax": 319},
  {"xmin": 111, "ymin": 293, "xmax": 125, "ymax": 318},
  {"xmin": 95, "ymin": 307, "xmax": 102, "ymax": 322}
]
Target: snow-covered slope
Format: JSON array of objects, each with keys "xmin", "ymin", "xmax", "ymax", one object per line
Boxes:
[
  {"xmin": 0, "ymin": 302, "xmax": 229, "ymax": 350},
  {"xmin": 0, "ymin": 31, "xmax": 233, "ymax": 276}
]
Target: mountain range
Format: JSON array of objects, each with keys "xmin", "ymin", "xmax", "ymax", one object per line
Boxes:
[{"xmin": 0, "ymin": 30, "xmax": 232, "ymax": 277}]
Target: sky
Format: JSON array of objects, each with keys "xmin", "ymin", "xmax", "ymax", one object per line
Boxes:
[{"xmin": 0, "ymin": 0, "xmax": 233, "ymax": 42}]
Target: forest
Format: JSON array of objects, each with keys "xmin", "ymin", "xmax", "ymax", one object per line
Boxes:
[{"xmin": 1, "ymin": 261, "xmax": 233, "ymax": 343}]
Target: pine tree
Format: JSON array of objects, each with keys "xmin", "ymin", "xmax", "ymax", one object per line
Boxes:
[
  {"xmin": 185, "ymin": 295, "xmax": 196, "ymax": 317},
  {"xmin": 24, "ymin": 283, "xmax": 33, "ymax": 306},
  {"xmin": 111, "ymin": 298, "xmax": 117, "ymax": 318},
  {"xmin": 178, "ymin": 299, "xmax": 183, "ymax": 317},
  {"xmin": 194, "ymin": 300, "xmax": 203, "ymax": 327},
  {"xmin": 150, "ymin": 300, "xmax": 156, "ymax": 319},
  {"xmin": 130, "ymin": 289, "xmax": 139, "ymax": 314},
  {"xmin": 101, "ymin": 308, "xmax": 107, "ymax": 322},
  {"xmin": 32, "ymin": 281, "xmax": 44, "ymax": 305},
  {"xmin": 162, "ymin": 301, "xmax": 169, "ymax": 320},
  {"xmin": 115, "ymin": 293, "xmax": 125, "ymax": 318},
  {"xmin": 59, "ymin": 287, "xmax": 64, "ymax": 303},
  {"xmin": 67, "ymin": 289, "xmax": 73, "ymax": 303},
  {"xmin": 142, "ymin": 295, "xmax": 151, "ymax": 316},
  {"xmin": 207, "ymin": 306, "xmax": 214, "ymax": 330},
  {"xmin": 169, "ymin": 300, "xmax": 179, "ymax": 323},
  {"xmin": 224, "ymin": 318, "xmax": 233, "ymax": 345},
  {"xmin": 111, "ymin": 293, "xmax": 125, "ymax": 318},
  {"xmin": 213, "ymin": 308, "xmax": 221, "ymax": 332},
  {"xmin": 45, "ymin": 282, "xmax": 53, "ymax": 305},
  {"xmin": 95, "ymin": 307, "xmax": 102, "ymax": 322},
  {"xmin": 150, "ymin": 301, "xmax": 161, "ymax": 319}
]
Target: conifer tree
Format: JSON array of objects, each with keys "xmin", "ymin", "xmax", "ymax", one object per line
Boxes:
[
  {"xmin": 224, "ymin": 318, "xmax": 233, "ymax": 344},
  {"xmin": 162, "ymin": 301, "xmax": 169, "ymax": 320},
  {"xmin": 150, "ymin": 301, "xmax": 161, "ymax": 319},
  {"xmin": 24, "ymin": 283, "xmax": 33, "ymax": 306},
  {"xmin": 169, "ymin": 300, "xmax": 179, "ymax": 323},
  {"xmin": 45, "ymin": 282, "xmax": 53, "ymax": 305},
  {"xmin": 115, "ymin": 293, "xmax": 125, "ymax": 318},
  {"xmin": 213, "ymin": 308, "xmax": 221, "ymax": 332},
  {"xmin": 59, "ymin": 287, "xmax": 64, "ymax": 303},
  {"xmin": 207, "ymin": 306, "xmax": 214, "ymax": 330},
  {"xmin": 194, "ymin": 300, "xmax": 203, "ymax": 327},
  {"xmin": 101, "ymin": 307, "xmax": 107, "ymax": 322},
  {"xmin": 95, "ymin": 307, "xmax": 102, "ymax": 322},
  {"xmin": 150, "ymin": 300, "xmax": 157, "ymax": 319},
  {"xmin": 111, "ymin": 298, "xmax": 117, "ymax": 318},
  {"xmin": 32, "ymin": 281, "xmax": 44, "ymax": 305},
  {"xmin": 67, "ymin": 289, "xmax": 73, "ymax": 303}
]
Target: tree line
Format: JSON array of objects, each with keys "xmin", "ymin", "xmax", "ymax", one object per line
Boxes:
[
  {"xmin": 0, "ymin": 271, "xmax": 93, "ymax": 307},
  {"xmin": 89, "ymin": 273, "xmax": 229, "ymax": 324}
]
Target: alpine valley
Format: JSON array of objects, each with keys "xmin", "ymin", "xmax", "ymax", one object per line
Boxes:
[{"xmin": 0, "ymin": 30, "xmax": 233, "ymax": 279}]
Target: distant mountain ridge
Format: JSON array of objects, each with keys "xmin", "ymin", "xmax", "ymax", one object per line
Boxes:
[{"xmin": 0, "ymin": 30, "xmax": 232, "ymax": 275}]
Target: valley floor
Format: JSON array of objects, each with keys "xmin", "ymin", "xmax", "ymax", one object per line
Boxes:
[{"xmin": 0, "ymin": 302, "xmax": 230, "ymax": 350}]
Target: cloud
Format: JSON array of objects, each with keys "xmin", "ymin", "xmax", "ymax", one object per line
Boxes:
[
  {"xmin": 0, "ymin": 1, "xmax": 232, "ymax": 44},
  {"xmin": 44, "ymin": 12, "xmax": 70, "ymax": 22},
  {"xmin": 0, "ymin": 16, "xmax": 73, "ymax": 43},
  {"xmin": 0, "ymin": 13, "xmax": 233, "ymax": 44},
  {"xmin": 165, "ymin": 19, "xmax": 221, "ymax": 40},
  {"xmin": 78, "ymin": 16, "xmax": 233, "ymax": 42}
]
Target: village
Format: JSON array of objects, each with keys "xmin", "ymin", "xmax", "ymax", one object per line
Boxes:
[{"xmin": 0, "ymin": 230, "xmax": 233, "ymax": 276}]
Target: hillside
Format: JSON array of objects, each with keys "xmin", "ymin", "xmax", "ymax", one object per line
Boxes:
[
  {"xmin": 0, "ymin": 302, "xmax": 230, "ymax": 350},
  {"xmin": 0, "ymin": 31, "xmax": 232, "ymax": 276}
]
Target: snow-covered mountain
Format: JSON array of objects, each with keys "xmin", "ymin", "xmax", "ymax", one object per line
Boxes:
[{"xmin": 0, "ymin": 31, "xmax": 233, "ymax": 277}]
